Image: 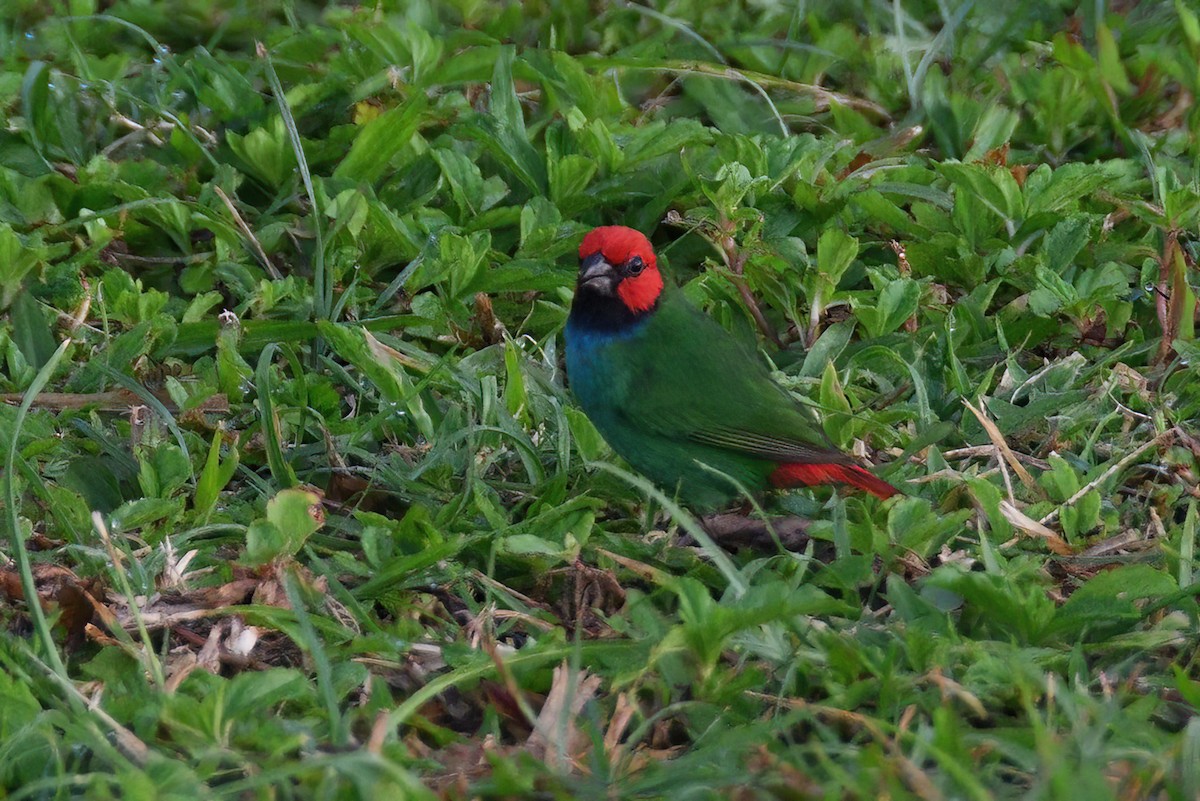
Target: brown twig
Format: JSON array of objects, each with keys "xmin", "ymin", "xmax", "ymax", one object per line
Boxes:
[
  {"xmin": 746, "ymin": 691, "xmax": 941, "ymax": 800},
  {"xmin": 1154, "ymin": 230, "xmax": 1179, "ymax": 365},
  {"xmin": 962, "ymin": 399, "xmax": 1039, "ymax": 495},
  {"xmin": 890, "ymin": 240, "xmax": 919, "ymax": 334},
  {"xmin": 1038, "ymin": 431, "xmax": 1174, "ymax": 527},
  {"xmin": 108, "ymin": 252, "xmax": 214, "ymax": 266},
  {"xmin": 719, "ymin": 229, "xmax": 782, "ymax": 347},
  {"xmin": 214, "ymin": 185, "xmax": 281, "ymax": 279},
  {"xmin": 594, "ymin": 58, "xmax": 892, "ymax": 121},
  {"xmin": 696, "ymin": 513, "xmax": 812, "ymax": 551},
  {"xmin": 999, "ymin": 500, "xmax": 1074, "ymax": 555},
  {"xmin": 474, "ymin": 292, "xmax": 507, "ymax": 345},
  {"xmin": 941, "ymin": 445, "xmax": 1052, "ymax": 470},
  {"xmin": 1153, "ymin": 229, "xmax": 1197, "ymax": 366},
  {"xmin": 0, "ymin": 390, "xmax": 229, "ymax": 414}
]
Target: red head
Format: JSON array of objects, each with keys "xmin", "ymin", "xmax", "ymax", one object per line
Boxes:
[{"xmin": 576, "ymin": 226, "xmax": 664, "ymax": 314}]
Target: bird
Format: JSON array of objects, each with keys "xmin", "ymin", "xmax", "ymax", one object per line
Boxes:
[{"xmin": 564, "ymin": 225, "xmax": 900, "ymax": 511}]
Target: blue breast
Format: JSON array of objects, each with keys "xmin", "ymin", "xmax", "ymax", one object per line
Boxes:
[{"xmin": 564, "ymin": 318, "xmax": 646, "ymax": 424}]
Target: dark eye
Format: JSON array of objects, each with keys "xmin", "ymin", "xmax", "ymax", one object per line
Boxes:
[{"xmin": 626, "ymin": 256, "xmax": 645, "ymax": 276}]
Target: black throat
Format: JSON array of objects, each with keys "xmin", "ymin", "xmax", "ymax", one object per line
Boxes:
[{"xmin": 567, "ymin": 288, "xmax": 657, "ymax": 335}]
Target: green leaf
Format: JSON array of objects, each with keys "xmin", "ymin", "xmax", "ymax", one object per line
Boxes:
[
  {"xmin": 194, "ymin": 429, "xmax": 239, "ymax": 520},
  {"xmin": 941, "ymin": 162, "xmax": 1021, "ymax": 224},
  {"xmin": 215, "ymin": 325, "xmax": 253, "ymax": 403},
  {"xmin": 819, "ymin": 361, "xmax": 853, "ymax": 448},
  {"xmin": 320, "ymin": 324, "xmax": 437, "ymax": 440},
  {"xmin": 1051, "ymin": 565, "xmax": 1176, "ymax": 642},
  {"xmin": 548, "ymin": 153, "xmax": 597, "ymax": 207},
  {"xmin": 109, "ymin": 497, "xmax": 182, "ymax": 532},
  {"xmin": 255, "ymin": 344, "xmax": 298, "ymax": 489},
  {"xmin": 886, "ymin": 497, "xmax": 971, "ymax": 554},
  {"xmin": 799, "ymin": 319, "xmax": 854, "ymax": 378},
  {"xmin": 1040, "ymin": 214, "xmax": 1092, "ymax": 274},
  {"xmin": 963, "ymin": 106, "xmax": 1020, "ymax": 162},
  {"xmin": 500, "ymin": 533, "xmax": 565, "ymax": 556},
  {"xmin": 1095, "ymin": 23, "xmax": 1134, "ymax": 95},
  {"xmin": 1180, "ymin": 0, "xmax": 1200, "ymax": 48},
  {"xmin": 815, "ymin": 227, "xmax": 858, "ymax": 286},
  {"xmin": 925, "ymin": 567, "xmax": 1056, "ymax": 644},
  {"xmin": 19, "ymin": 61, "xmax": 51, "ymax": 163},
  {"xmin": 1180, "ymin": 501, "xmax": 1197, "ymax": 588},
  {"xmin": 1028, "ymin": 265, "xmax": 1077, "ymax": 315},
  {"xmin": 325, "ymin": 188, "xmax": 370, "ymax": 238},
  {"xmin": 244, "ymin": 488, "xmax": 324, "ymax": 566},
  {"xmin": 334, "ymin": 98, "xmax": 427, "ymax": 184},
  {"xmin": 856, "ymin": 276, "xmax": 920, "ymax": 338},
  {"xmin": 431, "ymin": 147, "xmax": 509, "ymax": 218},
  {"xmin": 427, "ymin": 229, "xmax": 491, "ymax": 300},
  {"xmin": 1039, "ymin": 454, "xmax": 1080, "ymax": 502},
  {"xmin": 873, "ymin": 181, "xmax": 954, "ymax": 210},
  {"xmin": 0, "ymin": 666, "xmax": 40, "ymax": 739},
  {"xmin": 9, "ymin": 290, "xmax": 55, "ymax": 370},
  {"xmin": 464, "ymin": 47, "xmax": 547, "ymax": 193},
  {"xmin": 0, "ymin": 224, "xmax": 46, "ymax": 309},
  {"xmin": 566, "ymin": 406, "xmax": 606, "ymax": 462},
  {"xmin": 226, "ymin": 118, "xmax": 296, "ymax": 187},
  {"xmin": 1060, "ymin": 488, "xmax": 1101, "ymax": 540},
  {"xmin": 1024, "ymin": 163, "xmax": 1112, "ymax": 216},
  {"xmin": 136, "ymin": 442, "xmax": 191, "ymax": 499},
  {"xmin": 518, "ymin": 196, "xmax": 567, "ymax": 257},
  {"xmin": 502, "ymin": 338, "xmax": 528, "ymax": 423},
  {"xmin": 700, "ymin": 162, "xmax": 766, "ymax": 218}
]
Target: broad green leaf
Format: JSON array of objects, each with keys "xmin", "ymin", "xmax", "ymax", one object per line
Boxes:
[
  {"xmin": 548, "ymin": 153, "xmax": 597, "ymax": 206},
  {"xmin": 816, "ymin": 228, "xmax": 857, "ymax": 283},
  {"xmin": 244, "ymin": 488, "xmax": 324, "ymax": 566},
  {"xmin": 499, "ymin": 533, "xmax": 564, "ymax": 556},
  {"xmin": 335, "ymin": 98, "xmax": 427, "ymax": 184},
  {"xmin": 566, "ymin": 406, "xmax": 606, "ymax": 462},
  {"xmin": 963, "ymin": 106, "xmax": 1019, "ymax": 162},
  {"xmin": 0, "ymin": 224, "xmax": 45, "ymax": 309},
  {"xmin": 19, "ymin": 61, "xmax": 51, "ymax": 162},
  {"xmin": 9, "ymin": 289, "xmax": 55, "ymax": 369},
  {"xmin": 431, "ymin": 147, "xmax": 509, "ymax": 218},
  {"xmin": 1040, "ymin": 214, "xmax": 1092, "ymax": 274},
  {"xmin": 1180, "ymin": 0, "xmax": 1200, "ymax": 48},
  {"xmin": 799, "ymin": 319, "xmax": 854, "ymax": 378},
  {"xmin": 1051, "ymin": 565, "xmax": 1176, "ymax": 642},
  {"xmin": 502, "ymin": 338, "xmax": 528, "ymax": 423},
  {"xmin": 819, "ymin": 361, "xmax": 853, "ymax": 447},
  {"xmin": 137, "ymin": 443, "xmax": 192, "ymax": 499},
  {"xmin": 463, "ymin": 47, "xmax": 547, "ymax": 193},
  {"xmin": 856, "ymin": 277, "xmax": 920, "ymax": 338},
  {"xmin": 195, "ymin": 429, "xmax": 239, "ymax": 519},
  {"xmin": 1096, "ymin": 23, "xmax": 1134, "ymax": 95},
  {"xmin": 108, "ymin": 497, "xmax": 183, "ymax": 533},
  {"xmin": 226, "ymin": 118, "xmax": 296, "ymax": 187}
]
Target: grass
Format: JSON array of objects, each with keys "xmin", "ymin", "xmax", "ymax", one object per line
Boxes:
[{"xmin": 2, "ymin": 0, "xmax": 1200, "ymax": 798}]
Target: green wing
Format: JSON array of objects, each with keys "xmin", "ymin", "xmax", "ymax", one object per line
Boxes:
[{"xmin": 612, "ymin": 288, "xmax": 853, "ymax": 467}]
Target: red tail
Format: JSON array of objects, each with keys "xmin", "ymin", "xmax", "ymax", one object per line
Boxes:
[{"xmin": 769, "ymin": 462, "xmax": 900, "ymax": 500}]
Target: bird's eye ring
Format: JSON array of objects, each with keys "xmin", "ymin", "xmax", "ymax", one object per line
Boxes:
[{"xmin": 626, "ymin": 255, "xmax": 645, "ymax": 276}]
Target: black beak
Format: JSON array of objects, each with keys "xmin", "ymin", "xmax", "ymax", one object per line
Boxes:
[{"xmin": 578, "ymin": 252, "xmax": 617, "ymax": 295}]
